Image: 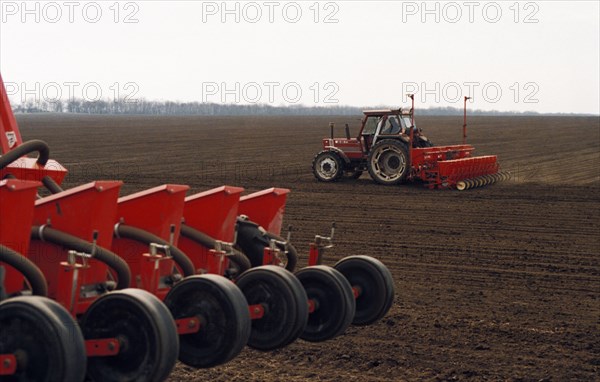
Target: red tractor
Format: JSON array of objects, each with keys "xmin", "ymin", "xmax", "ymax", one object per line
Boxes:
[{"xmin": 312, "ymin": 96, "xmax": 510, "ymax": 190}]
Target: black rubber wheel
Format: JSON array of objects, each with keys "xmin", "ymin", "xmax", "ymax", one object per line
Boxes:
[
  {"xmin": 367, "ymin": 139, "xmax": 409, "ymax": 185},
  {"xmin": 312, "ymin": 150, "xmax": 344, "ymax": 182},
  {"xmin": 0, "ymin": 296, "xmax": 87, "ymax": 382},
  {"xmin": 0, "ymin": 245, "xmax": 48, "ymax": 297},
  {"xmin": 163, "ymin": 274, "xmax": 250, "ymax": 368},
  {"xmin": 334, "ymin": 256, "xmax": 395, "ymax": 326},
  {"xmin": 80, "ymin": 289, "xmax": 179, "ymax": 382},
  {"xmin": 235, "ymin": 220, "xmax": 298, "ymax": 272},
  {"xmin": 296, "ymin": 266, "xmax": 355, "ymax": 342},
  {"xmin": 236, "ymin": 266, "xmax": 308, "ymax": 350}
]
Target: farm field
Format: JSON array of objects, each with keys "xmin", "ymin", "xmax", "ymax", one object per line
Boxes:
[{"xmin": 16, "ymin": 113, "xmax": 600, "ymax": 381}]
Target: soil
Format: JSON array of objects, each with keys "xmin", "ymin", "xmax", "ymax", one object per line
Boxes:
[{"xmin": 16, "ymin": 114, "xmax": 600, "ymax": 381}]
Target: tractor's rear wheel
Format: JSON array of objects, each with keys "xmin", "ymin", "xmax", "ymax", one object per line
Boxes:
[
  {"xmin": 312, "ymin": 151, "xmax": 344, "ymax": 182},
  {"xmin": 367, "ymin": 140, "xmax": 409, "ymax": 185}
]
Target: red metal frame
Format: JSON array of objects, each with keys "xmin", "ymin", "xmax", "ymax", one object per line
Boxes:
[
  {"xmin": 0, "ymin": 179, "xmax": 40, "ymax": 294},
  {"xmin": 112, "ymin": 184, "xmax": 189, "ymax": 300},
  {"xmin": 179, "ymin": 186, "xmax": 243, "ymax": 275},
  {"xmin": 262, "ymin": 246, "xmax": 284, "ymax": 267},
  {"xmin": 238, "ymin": 188, "xmax": 290, "ymax": 236},
  {"xmin": 85, "ymin": 338, "xmax": 120, "ymax": 357},
  {"xmin": 0, "ymin": 354, "xmax": 17, "ymax": 376},
  {"xmin": 30, "ymin": 181, "xmax": 123, "ymax": 314},
  {"xmin": 1, "ymin": 179, "xmax": 124, "ymax": 360},
  {"xmin": 0, "ymin": 157, "xmax": 68, "ymax": 185},
  {"xmin": 174, "ymin": 317, "xmax": 201, "ymax": 335},
  {"xmin": 0, "ymin": 75, "xmax": 68, "ymax": 185},
  {"xmin": 184, "ymin": 186, "xmax": 244, "ymax": 241},
  {"xmin": 308, "ymin": 243, "xmax": 322, "ymax": 267},
  {"xmin": 0, "ymin": 74, "xmax": 22, "ymax": 153}
]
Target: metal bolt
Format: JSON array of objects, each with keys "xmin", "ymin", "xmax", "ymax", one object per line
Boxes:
[
  {"xmin": 108, "ymin": 341, "xmax": 116, "ymax": 351},
  {"xmin": 188, "ymin": 319, "xmax": 196, "ymax": 329},
  {"xmin": 3, "ymin": 358, "xmax": 11, "ymax": 368}
]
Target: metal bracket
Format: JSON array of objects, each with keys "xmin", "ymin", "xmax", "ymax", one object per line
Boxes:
[
  {"xmin": 308, "ymin": 222, "xmax": 336, "ymax": 266},
  {"xmin": 175, "ymin": 317, "xmax": 201, "ymax": 335},
  {"xmin": 0, "ymin": 354, "xmax": 17, "ymax": 376},
  {"xmin": 85, "ymin": 338, "xmax": 120, "ymax": 357}
]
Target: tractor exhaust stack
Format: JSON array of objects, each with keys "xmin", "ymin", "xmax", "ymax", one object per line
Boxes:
[{"xmin": 463, "ymin": 96, "xmax": 471, "ymax": 145}]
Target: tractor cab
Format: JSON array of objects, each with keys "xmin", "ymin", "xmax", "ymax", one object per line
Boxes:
[{"xmin": 359, "ymin": 108, "xmax": 428, "ymax": 152}]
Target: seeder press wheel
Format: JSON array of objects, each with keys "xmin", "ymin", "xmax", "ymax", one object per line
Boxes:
[
  {"xmin": 0, "ymin": 296, "xmax": 87, "ymax": 382},
  {"xmin": 163, "ymin": 274, "xmax": 251, "ymax": 368},
  {"xmin": 334, "ymin": 256, "xmax": 395, "ymax": 325},
  {"xmin": 80, "ymin": 289, "xmax": 179, "ymax": 382},
  {"xmin": 296, "ymin": 265, "xmax": 355, "ymax": 342},
  {"xmin": 236, "ymin": 266, "xmax": 308, "ymax": 350}
]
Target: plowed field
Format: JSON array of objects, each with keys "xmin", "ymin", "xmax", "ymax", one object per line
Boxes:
[{"xmin": 17, "ymin": 114, "xmax": 600, "ymax": 381}]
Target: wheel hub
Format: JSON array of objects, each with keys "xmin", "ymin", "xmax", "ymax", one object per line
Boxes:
[{"xmin": 319, "ymin": 158, "xmax": 338, "ymax": 179}]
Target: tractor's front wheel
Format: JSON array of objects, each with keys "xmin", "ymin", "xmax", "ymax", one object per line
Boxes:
[
  {"xmin": 312, "ymin": 151, "xmax": 344, "ymax": 182},
  {"xmin": 367, "ymin": 140, "xmax": 409, "ymax": 185}
]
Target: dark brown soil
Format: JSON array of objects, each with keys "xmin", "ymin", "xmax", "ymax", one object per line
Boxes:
[{"xmin": 16, "ymin": 114, "xmax": 600, "ymax": 381}]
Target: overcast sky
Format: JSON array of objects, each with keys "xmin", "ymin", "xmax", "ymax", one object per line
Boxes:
[{"xmin": 1, "ymin": 0, "xmax": 598, "ymax": 113}]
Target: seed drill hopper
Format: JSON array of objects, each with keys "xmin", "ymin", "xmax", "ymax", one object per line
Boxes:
[{"xmin": 0, "ymin": 73, "xmax": 395, "ymax": 380}]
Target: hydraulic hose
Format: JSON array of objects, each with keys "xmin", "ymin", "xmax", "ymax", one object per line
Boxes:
[
  {"xmin": 0, "ymin": 244, "xmax": 48, "ymax": 297},
  {"xmin": 42, "ymin": 175, "xmax": 64, "ymax": 194},
  {"xmin": 180, "ymin": 224, "xmax": 251, "ymax": 273},
  {"xmin": 31, "ymin": 226, "xmax": 131, "ymax": 290},
  {"xmin": 0, "ymin": 140, "xmax": 50, "ymax": 169},
  {"xmin": 114, "ymin": 224, "xmax": 196, "ymax": 277},
  {"xmin": 180, "ymin": 224, "xmax": 216, "ymax": 248}
]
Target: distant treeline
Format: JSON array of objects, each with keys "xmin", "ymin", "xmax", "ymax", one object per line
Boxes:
[{"xmin": 10, "ymin": 98, "xmax": 585, "ymax": 116}]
